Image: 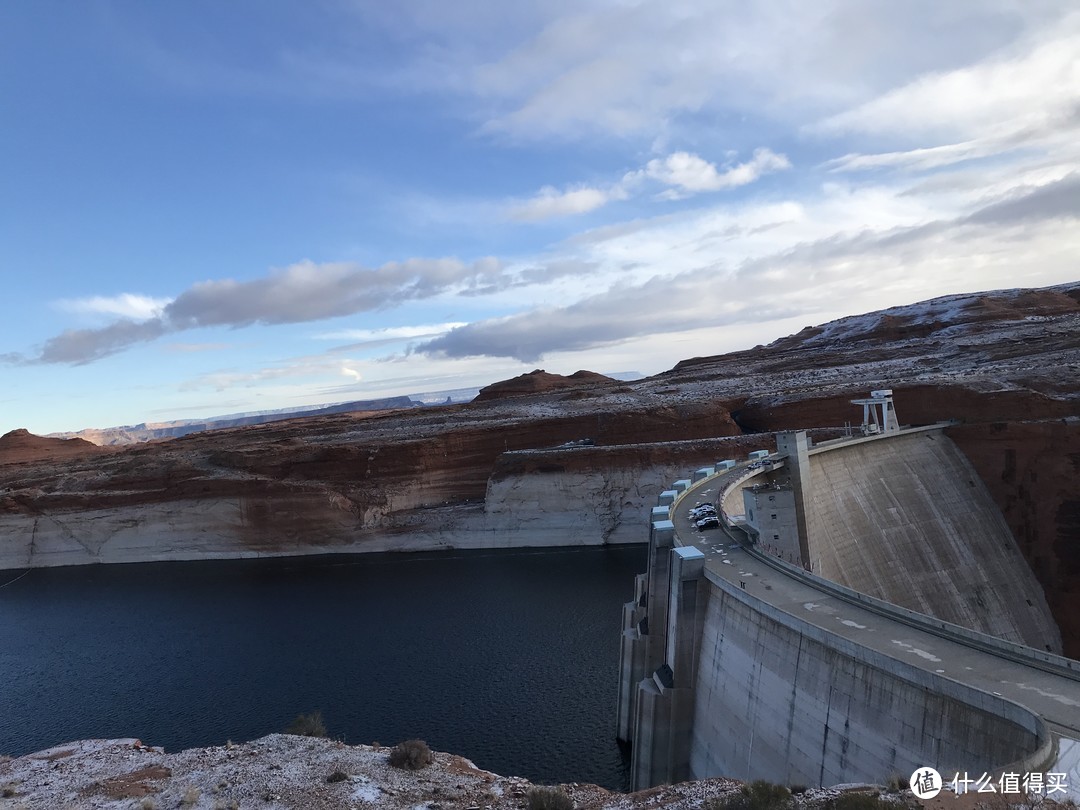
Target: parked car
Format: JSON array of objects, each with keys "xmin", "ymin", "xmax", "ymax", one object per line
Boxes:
[{"xmin": 696, "ymin": 515, "xmax": 721, "ymax": 530}]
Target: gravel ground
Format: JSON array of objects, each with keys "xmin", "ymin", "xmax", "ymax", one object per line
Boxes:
[{"xmin": 0, "ymin": 734, "xmax": 746, "ymax": 810}]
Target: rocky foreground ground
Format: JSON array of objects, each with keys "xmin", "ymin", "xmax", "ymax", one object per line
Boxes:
[{"xmin": 0, "ymin": 733, "xmax": 917, "ymax": 810}]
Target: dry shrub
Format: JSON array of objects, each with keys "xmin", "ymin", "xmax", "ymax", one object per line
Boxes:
[
  {"xmin": 388, "ymin": 739, "xmax": 434, "ymax": 770},
  {"xmin": 527, "ymin": 786, "xmax": 574, "ymax": 810}
]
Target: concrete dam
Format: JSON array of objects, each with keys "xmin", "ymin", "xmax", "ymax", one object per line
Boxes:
[{"xmin": 617, "ymin": 397, "xmax": 1080, "ymax": 792}]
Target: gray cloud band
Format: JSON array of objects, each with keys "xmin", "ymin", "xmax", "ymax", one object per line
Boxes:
[
  {"xmin": 12, "ymin": 172, "xmax": 1079, "ymax": 367},
  {"xmin": 18, "ymin": 257, "xmax": 503, "ymax": 365}
]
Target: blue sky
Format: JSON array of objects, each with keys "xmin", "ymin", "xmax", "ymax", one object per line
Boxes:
[{"xmin": 2, "ymin": 1, "xmax": 1078, "ymax": 434}]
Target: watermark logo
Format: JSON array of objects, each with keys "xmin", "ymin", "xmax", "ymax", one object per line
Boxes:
[
  {"xmin": 948, "ymin": 771, "xmax": 1068, "ymax": 796},
  {"xmin": 911, "ymin": 768, "xmax": 1070, "ymax": 799},
  {"xmin": 911, "ymin": 767, "xmax": 943, "ymax": 799}
]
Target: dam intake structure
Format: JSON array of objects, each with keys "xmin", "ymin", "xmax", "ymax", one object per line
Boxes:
[{"xmin": 616, "ymin": 395, "xmax": 1080, "ymax": 792}]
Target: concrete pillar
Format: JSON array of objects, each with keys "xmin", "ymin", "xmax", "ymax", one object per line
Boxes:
[
  {"xmin": 665, "ymin": 546, "xmax": 706, "ymax": 687},
  {"xmin": 693, "ymin": 466, "xmax": 715, "ymax": 482},
  {"xmin": 775, "ymin": 430, "xmax": 812, "ymax": 569},
  {"xmin": 631, "ymin": 676, "xmax": 670, "ymax": 789},
  {"xmin": 658, "ymin": 490, "xmax": 678, "ymax": 507},
  {"xmin": 651, "ymin": 505, "xmax": 671, "ymax": 522},
  {"xmin": 630, "ymin": 545, "xmax": 708, "ymax": 790},
  {"xmin": 672, "ymin": 479, "xmax": 692, "ymax": 493},
  {"xmin": 617, "ymin": 572, "xmax": 653, "ymax": 743},
  {"xmin": 644, "ymin": 520, "xmax": 675, "ymax": 675},
  {"xmin": 616, "ymin": 598, "xmax": 648, "ymax": 742}
]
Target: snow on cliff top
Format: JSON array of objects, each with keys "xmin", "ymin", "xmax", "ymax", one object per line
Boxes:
[{"xmin": 791, "ymin": 281, "xmax": 1079, "ymax": 347}]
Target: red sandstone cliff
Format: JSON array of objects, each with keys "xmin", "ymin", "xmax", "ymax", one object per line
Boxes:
[
  {"xmin": 0, "ymin": 429, "xmax": 104, "ymax": 465},
  {"xmin": 473, "ymin": 369, "xmax": 616, "ymax": 402}
]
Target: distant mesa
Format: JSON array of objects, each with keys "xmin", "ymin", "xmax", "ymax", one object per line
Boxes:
[
  {"xmin": 473, "ymin": 369, "xmax": 616, "ymax": 402},
  {"xmin": 0, "ymin": 428, "xmax": 101, "ymax": 465},
  {"xmin": 47, "ymin": 395, "xmax": 422, "ymax": 446}
]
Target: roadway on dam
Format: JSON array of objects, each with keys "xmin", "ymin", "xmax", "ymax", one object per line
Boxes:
[{"xmin": 672, "ymin": 465, "xmax": 1080, "ymax": 748}]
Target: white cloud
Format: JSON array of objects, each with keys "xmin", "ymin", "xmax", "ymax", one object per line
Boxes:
[
  {"xmin": 814, "ymin": 14, "xmax": 1080, "ymax": 141},
  {"xmin": 313, "ymin": 323, "xmax": 468, "ymax": 342},
  {"xmin": 823, "ymin": 139, "xmax": 1000, "ymax": 173},
  {"xmin": 57, "ymin": 293, "xmax": 171, "ymax": 321},
  {"xmin": 449, "ymin": 1, "xmax": 1069, "ymax": 142},
  {"xmin": 508, "ymin": 184, "xmax": 620, "ymax": 221},
  {"xmin": 179, "ymin": 353, "xmax": 360, "ymax": 393},
  {"xmin": 420, "ymin": 172, "xmax": 1080, "ymax": 361},
  {"xmin": 813, "ymin": 11, "xmax": 1080, "ymax": 175},
  {"xmin": 639, "ymin": 149, "xmax": 791, "ymax": 195},
  {"xmin": 510, "ymin": 148, "xmax": 791, "ymax": 221},
  {"xmin": 121, "ymin": 1, "xmax": 1075, "ymax": 152}
]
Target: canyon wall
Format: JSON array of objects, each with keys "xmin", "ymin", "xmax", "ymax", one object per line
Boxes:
[
  {"xmin": 948, "ymin": 418, "xmax": 1080, "ymax": 659},
  {"xmin": 0, "ymin": 436, "xmax": 777, "ymax": 571}
]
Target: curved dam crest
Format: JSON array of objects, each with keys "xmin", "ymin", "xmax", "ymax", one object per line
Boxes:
[{"xmin": 618, "ymin": 424, "xmax": 1080, "ymax": 792}]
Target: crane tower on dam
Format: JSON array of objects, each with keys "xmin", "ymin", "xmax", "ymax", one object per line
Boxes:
[{"xmin": 851, "ymin": 388, "xmax": 900, "ymax": 434}]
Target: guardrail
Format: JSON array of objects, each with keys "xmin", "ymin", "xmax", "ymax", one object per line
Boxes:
[{"xmin": 744, "ymin": 540, "xmax": 1080, "ymax": 683}]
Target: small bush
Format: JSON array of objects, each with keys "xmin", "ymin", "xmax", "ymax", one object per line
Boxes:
[
  {"xmin": 709, "ymin": 781, "xmax": 793, "ymax": 810},
  {"xmin": 139, "ymin": 798, "xmax": 156, "ymax": 810},
  {"xmin": 285, "ymin": 711, "xmax": 327, "ymax": 738},
  {"xmin": 181, "ymin": 785, "xmax": 201, "ymax": 806},
  {"xmin": 388, "ymin": 739, "xmax": 434, "ymax": 770},
  {"xmin": 527, "ymin": 785, "xmax": 575, "ymax": 810},
  {"xmin": 826, "ymin": 793, "xmax": 890, "ymax": 810},
  {"xmin": 327, "ymin": 770, "xmax": 348, "ymax": 783}
]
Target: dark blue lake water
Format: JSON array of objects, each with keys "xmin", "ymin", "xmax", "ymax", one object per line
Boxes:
[{"xmin": 0, "ymin": 545, "xmax": 644, "ymax": 789}]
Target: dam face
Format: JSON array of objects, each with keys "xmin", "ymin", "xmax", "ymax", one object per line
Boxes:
[
  {"xmin": 803, "ymin": 431, "xmax": 1061, "ymax": 653},
  {"xmin": 618, "ymin": 424, "xmax": 1077, "ymax": 791},
  {"xmin": 690, "ymin": 577, "xmax": 1042, "ymax": 786}
]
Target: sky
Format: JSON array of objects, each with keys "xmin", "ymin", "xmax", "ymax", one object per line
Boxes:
[{"xmin": 2, "ymin": 1, "xmax": 1079, "ymax": 434}]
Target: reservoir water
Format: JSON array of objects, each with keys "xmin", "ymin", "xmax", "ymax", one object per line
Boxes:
[{"xmin": 0, "ymin": 545, "xmax": 643, "ymax": 790}]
